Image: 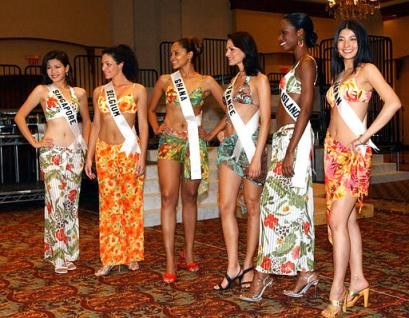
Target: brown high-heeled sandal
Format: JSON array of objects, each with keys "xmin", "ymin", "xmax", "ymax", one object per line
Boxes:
[
  {"xmin": 321, "ymin": 291, "xmax": 347, "ymax": 318},
  {"xmin": 346, "ymin": 287, "xmax": 370, "ymax": 308}
]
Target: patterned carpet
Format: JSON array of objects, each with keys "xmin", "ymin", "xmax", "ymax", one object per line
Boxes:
[{"xmin": 0, "ymin": 206, "xmax": 408, "ymax": 317}]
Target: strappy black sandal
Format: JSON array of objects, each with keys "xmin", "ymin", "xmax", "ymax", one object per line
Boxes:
[
  {"xmin": 240, "ymin": 267, "xmax": 254, "ymax": 289},
  {"xmin": 214, "ymin": 269, "xmax": 243, "ymax": 291}
]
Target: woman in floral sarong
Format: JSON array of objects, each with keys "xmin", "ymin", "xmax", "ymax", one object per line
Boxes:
[
  {"xmin": 241, "ymin": 13, "xmax": 318, "ymax": 302},
  {"xmin": 85, "ymin": 45, "xmax": 148, "ymax": 276},
  {"xmin": 212, "ymin": 31, "xmax": 271, "ymax": 291},
  {"xmin": 148, "ymin": 37, "xmax": 224, "ymax": 283},
  {"xmin": 15, "ymin": 50, "xmax": 91, "ymax": 274},
  {"xmin": 321, "ymin": 20, "xmax": 401, "ymax": 318}
]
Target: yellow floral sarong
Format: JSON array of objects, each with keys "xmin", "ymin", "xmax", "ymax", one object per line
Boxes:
[
  {"xmin": 324, "ymin": 133, "xmax": 372, "ymax": 243},
  {"xmin": 95, "ymin": 139, "xmax": 144, "ymax": 265}
]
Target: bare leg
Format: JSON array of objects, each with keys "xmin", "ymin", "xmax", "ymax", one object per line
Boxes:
[
  {"xmin": 158, "ymin": 159, "xmax": 182, "ymax": 275},
  {"xmin": 326, "ymin": 195, "xmax": 357, "ymax": 309},
  {"xmin": 241, "ymin": 179, "xmax": 263, "ymax": 285},
  {"xmin": 348, "ymin": 207, "xmax": 369, "ymax": 294},
  {"xmin": 180, "ymin": 179, "xmax": 201, "ymax": 265},
  {"xmin": 214, "ymin": 164, "xmax": 243, "ymax": 289}
]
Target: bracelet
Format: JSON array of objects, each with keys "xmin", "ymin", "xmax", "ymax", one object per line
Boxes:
[{"xmin": 358, "ymin": 134, "xmax": 365, "ymax": 145}]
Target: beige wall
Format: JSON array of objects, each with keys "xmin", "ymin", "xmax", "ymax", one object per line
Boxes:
[
  {"xmin": 0, "ymin": 0, "xmax": 112, "ymax": 46},
  {"xmin": 384, "ymin": 16, "xmax": 409, "ymax": 59},
  {"xmin": 134, "ymin": 0, "xmax": 233, "ymax": 71},
  {"xmin": 233, "ymin": 10, "xmax": 337, "ymax": 53}
]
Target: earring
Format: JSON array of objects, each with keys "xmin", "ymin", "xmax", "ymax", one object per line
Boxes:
[
  {"xmin": 298, "ymin": 37, "xmax": 304, "ymax": 48},
  {"xmin": 65, "ymin": 72, "xmax": 69, "ymax": 77}
]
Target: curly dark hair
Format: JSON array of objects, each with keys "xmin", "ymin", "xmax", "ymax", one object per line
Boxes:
[
  {"xmin": 175, "ymin": 37, "xmax": 203, "ymax": 65},
  {"xmin": 227, "ymin": 31, "xmax": 260, "ymax": 76},
  {"xmin": 102, "ymin": 44, "xmax": 139, "ymax": 82},
  {"xmin": 41, "ymin": 50, "xmax": 73, "ymax": 85}
]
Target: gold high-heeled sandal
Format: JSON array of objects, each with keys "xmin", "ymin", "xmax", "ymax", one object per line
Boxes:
[
  {"xmin": 346, "ymin": 287, "xmax": 369, "ymax": 308},
  {"xmin": 283, "ymin": 272, "xmax": 319, "ymax": 298},
  {"xmin": 321, "ymin": 291, "xmax": 347, "ymax": 318},
  {"xmin": 128, "ymin": 261, "xmax": 140, "ymax": 271}
]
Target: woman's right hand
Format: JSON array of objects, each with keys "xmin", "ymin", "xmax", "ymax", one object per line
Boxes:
[
  {"xmin": 155, "ymin": 123, "xmax": 171, "ymax": 135},
  {"xmin": 84, "ymin": 158, "xmax": 96, "ymax": 180},
  {"xmin": 34, "ymin": 137, "xmax": 54, "ymax": 148}
]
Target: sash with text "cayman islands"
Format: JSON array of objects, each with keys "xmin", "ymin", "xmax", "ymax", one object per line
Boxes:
[
  {"xmin": 104, "ymin": 82, "xmax": 141, "ymax": 156},
  {"xmin": 170, "ymin": 71, "xmax": 202, "ymax": 179},
  {"xmin": 280, "ymin": 80, "xmax": 313, "ymax": 191},
  {"xmin": 224, "ymin": 73, "xmax": 259, "ymax": 163},
  {"xmin": 333, "ymin": 80, "xmax": 378, "ymax": 156},
  {"xmin": 48, "ymin": 84, "xmax": 87, "ymax": 153}
]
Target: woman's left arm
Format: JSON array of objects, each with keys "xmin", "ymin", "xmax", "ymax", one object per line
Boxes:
[
  {"xmin": 248, "ymin": 73, "xmax": 272, "ymax": 178},
  {"xmin": 136, "ymin": 84, "xmax": 149, "ymax": 176},
  {"xmin": 356, "ymin": 63, "xmax": 401, "ymax": 145},
  {"xmin": 77, "ymin": 88, "xmax": 91, "ymax": 144}
]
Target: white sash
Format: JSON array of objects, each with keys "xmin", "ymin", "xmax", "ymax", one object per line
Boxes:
[
  {"xmin": 224, "ymin": 73, "xmax": 259, "ymax": 162},
  {"xmin": 104, "ymin": 82, "xmax": 141, "ymax": 156},
  {"xmin": 170, "ymin": 71, "xmax": 201, "ymax": 179},
  {"xmin": 333, "ymin": 81, "xmax": 378, "ymax": 155},
  {"xmin": 280, "ymin": 88, "xmax": 313, "ymax": 190},
  {"xmin": 48, "ymin": 84, "xmax": 87, "ymax": 153}
]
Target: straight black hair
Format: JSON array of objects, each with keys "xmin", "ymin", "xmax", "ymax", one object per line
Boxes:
[
  {"xmin": 283, "ymin": 12, "xmax": 318, "ymax": 48},
  {"xmin": 331, "ymin": 20, "xmax": 371, "ymax": 80}
]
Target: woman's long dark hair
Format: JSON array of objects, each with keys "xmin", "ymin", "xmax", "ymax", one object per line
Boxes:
[
  {"xmin": 41, "ymin": 50, "xmax": 73, "ymax": 85},
  {"xmin": 227, "ymin": 31, "xmax": 260, "ymax": 76},
  {"xmin": 102, "ymin": 44, "xmax": 139, "ymax": 82},
  {"xmin": 331, "ymin": 20, "xmax": 371, "ymax": 80}
]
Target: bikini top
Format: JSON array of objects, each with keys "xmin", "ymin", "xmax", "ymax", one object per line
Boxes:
[
  {"xmin": 279, "ymin": 56, "xmax": 317, "ymax": 95},
  {"xmin": 233, "ymin": 75, "xmax": 254, "ymax": 105},
  {"xmin": 280, "ymin": 62, "xmax": 302, "ymax": 95},
  {"xmin": 98, "ymin": 84, "xmax": 137, "ymax": 113},
  {"xmin": 44, "ymin": 87, "xmax": 79, "ymax": 121},
  {"xmin": 165, "ymin": 85, "xmax": 205, "ymax": 108},
  {"xmin": 326, "ymin": 75, "xmax": 372, "ymax": 107}
]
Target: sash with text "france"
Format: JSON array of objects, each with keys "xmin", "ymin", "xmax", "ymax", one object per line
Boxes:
[
  {"xmin": 104, "ymin": 82, "xmax": 141, "ymax": 156},
  {"xmin": 48, "ymin": 84, "xmax": 87, "ymax": 153},
  {"xmin": 280, "ymin": 85, "xmax": 313, "ymax": 190},
  {"xmin": 170, "ymin": 71, "xmax": 201, "ymax": 179},
  {"xmin": 224, "ymin": 73, "xmax": 259, "ymax": 163},
  {"xmin": 333, "ymin": 81, "xmax": 378, "ymax": 155}
]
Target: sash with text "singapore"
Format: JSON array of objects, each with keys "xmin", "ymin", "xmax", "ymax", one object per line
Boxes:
[
  {"xmin": 104, "ymin": 82, "xmax": 141, "ymax": 156},
  {"xmin": 333, "ymin": 80, "xmax": 378, "ymax": 155},
  {"xmin": 280, "ymin": 82, "xmax": 313, "ymax": 190},
  {"xmin": 224, "ymin": 73, "xmax": 259, "ymax": 163},
  {"xmin": 48, "ymin": 84, "xmax": 87, "ymax": 153},
  {"xmin": 170, "ymin": 71, "xmax": 201, "ymax": 179}
]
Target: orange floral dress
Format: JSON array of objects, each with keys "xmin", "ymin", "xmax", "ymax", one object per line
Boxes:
[
  {"xmin": 324, "ymin": 133, "xmax": 372, "ymax": 243},
  {"xmin": 95, "ymin": 88, "xmax": 144, "ymax": 265}
]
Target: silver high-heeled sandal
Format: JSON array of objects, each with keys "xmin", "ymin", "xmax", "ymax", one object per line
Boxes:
[
  {"xmin": 283, "ymin": 272, "xmax": 319, "ymax": 298},
  {"xmin": 95, "ymin": 265, "xmax": 113, "ymax": 277},
  {"xmin": 239, "ymin": 274, "xmax": 273, "ymax": 302}
]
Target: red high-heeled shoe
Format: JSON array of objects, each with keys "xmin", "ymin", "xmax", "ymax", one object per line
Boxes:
[
  {"xmin": 178, "ymin": 250, "xmax": 199, "ymax": 272},
  {"xmin": 163, "ymin": 273, "xmax": 177, "ymax": 283}
]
